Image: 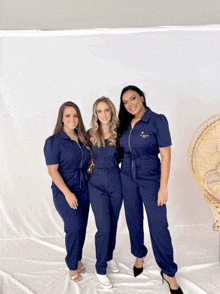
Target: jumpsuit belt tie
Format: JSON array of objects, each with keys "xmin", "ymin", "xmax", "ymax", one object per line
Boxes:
[
  {"xmin": 79, "ymin": 169, "xmax": 88, "ymax": 187},
  {"xmin": 124, "ymin": 154, "xmax": 149, "ymax": 180},
  {"xmin": 132, "ymin": 158, "xmax": 136, "ymax": 180},
  {"xmin": 61, "ymin": 169, "xmax": 88, "ymax": 187}
]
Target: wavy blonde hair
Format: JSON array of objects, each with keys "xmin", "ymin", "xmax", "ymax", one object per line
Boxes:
[{"xmin": 90, "ymin": 97, "xmax": 119, "ymax": 147}]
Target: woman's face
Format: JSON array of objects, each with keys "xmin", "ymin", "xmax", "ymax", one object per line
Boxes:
[
  {"xmin": 62, "ymin": 107, "xmax": 78, "ymax": 132},
  {"xmin": 122, "ymin": 90, "xmax": 145, "ymax": 116},
  {"xmin": 96, "ymin": 101, "xmax": 111, "ymax": 125}
]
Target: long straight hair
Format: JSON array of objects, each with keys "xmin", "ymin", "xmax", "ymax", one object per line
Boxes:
[
  {"xmin": 53, "ymin": 101, "xmax": 90, "ymax": 150},
  {"xmin": 117, "ymin": 85, "xmax": 147, "ymax": 138}
]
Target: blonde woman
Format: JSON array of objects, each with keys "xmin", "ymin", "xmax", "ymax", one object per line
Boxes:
[{"xmin": 88, "ymin": 97, "xmax": 122, "ymax": 289}]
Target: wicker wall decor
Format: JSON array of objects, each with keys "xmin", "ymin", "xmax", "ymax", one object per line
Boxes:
[{"xmin": 188, "ymin": 113, "xmax": 220, "ymax": 232}]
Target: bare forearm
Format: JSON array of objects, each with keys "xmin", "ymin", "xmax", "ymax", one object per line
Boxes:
[
  {"xmin": 157, "ymin": 147, "xmax": 171, "ymax": 206},
  {"xmin": 160, "ymin": 156, "xmax": 171, "ymax": 189},
  {"xmin": 47, "ymin": 165, "xmax": 78, "ymax": 209},
  {"xmin": 159, "ymin": 146, "xmax": 171, "ymax": 190}
]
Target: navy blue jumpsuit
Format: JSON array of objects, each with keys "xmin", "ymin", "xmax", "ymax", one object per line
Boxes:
[
  {"xmin": 119, "ymin": 108, "xmax": 178, "ymax": 277},
  {"xmin": 88, "ymin": 138, "xmax": 122, "ymax": 275},
  {"xmin": 44, "ymin": 130, "xmax": 91, "ymax": 271}
]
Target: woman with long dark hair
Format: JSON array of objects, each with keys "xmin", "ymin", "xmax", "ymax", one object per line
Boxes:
[
  {"xmin": 118, "ymin": 86, "xmax": 183, "ymax": 294},
  {"xmin": 88, "ymin": 97, "xmax": 122, "ymax": 289},
  {"xmin": 44, "ymin": 101, "xmax": 91, "ymax": 283}
]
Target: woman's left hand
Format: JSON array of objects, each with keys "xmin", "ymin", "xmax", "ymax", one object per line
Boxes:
[{"xmin": 157, "ymin": 188, "xmax": 168, "ymax": 206}]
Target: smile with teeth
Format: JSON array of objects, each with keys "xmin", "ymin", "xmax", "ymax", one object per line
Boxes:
[
  {"xmin": 130, "ymin": 106, "xmax": 136, "ymax": 111},
  {"xmin": 70, "ymin": 123, "xmax": 75, "ymax": 126}
]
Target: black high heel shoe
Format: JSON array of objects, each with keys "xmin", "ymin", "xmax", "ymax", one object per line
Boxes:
[
  {"xmin": 160, "ymin": 271, "xmax": 183, "ymax": 294},
  {"xmin": 133, "ymin": 265, "xmax": 143, "ymax": 277},
  {"xmin": 133, "ymin": 258, "xmax": 144, "ymax": 277}
]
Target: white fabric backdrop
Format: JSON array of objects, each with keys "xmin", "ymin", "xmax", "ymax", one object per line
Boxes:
[{"xmin": 0, "ymin": 26, "xmax": 220, "ymax": 294}]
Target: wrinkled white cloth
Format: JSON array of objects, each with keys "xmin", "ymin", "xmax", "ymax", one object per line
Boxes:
[
  {"xmin": 1, "ymin": 26, "xmax": 220, "ymax": 294},
  {"xmin": 1, "ymin": 228, "xmax": 219, "ymax": 294}
]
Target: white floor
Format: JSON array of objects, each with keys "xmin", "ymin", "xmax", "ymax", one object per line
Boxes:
[{"xmin": 1, "ymin": 220, "xmax": 219, "ymax": 294}]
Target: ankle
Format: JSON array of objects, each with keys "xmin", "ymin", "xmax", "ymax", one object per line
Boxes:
[
  {"xmin": 69, "ymin": 269, "xmax": 80, "ymax": 279},
  {"xmin": 78, "ymin": 260, "xmax": 83, "ymax": 266},
  {"xmin": 135, "ymin": 257, "xmax": 144, "ymax": 268},
  {"xmin": 163, "ymin": 273, "xmax": 179, "ymax": 290}
]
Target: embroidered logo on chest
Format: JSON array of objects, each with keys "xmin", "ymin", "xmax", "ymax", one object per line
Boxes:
[{"xmin": 140, "ymin": 131, "xmax": 149, "ymax": 138}]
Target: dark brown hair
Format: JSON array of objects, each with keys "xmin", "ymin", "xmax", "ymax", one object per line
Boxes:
[
  {"xmin": 53, "ymin": 101, "xmax": 91, "ymax": 150},
  {"xmin": 118, "ymin": 85, "xmax": 147, "ymax": 138}
]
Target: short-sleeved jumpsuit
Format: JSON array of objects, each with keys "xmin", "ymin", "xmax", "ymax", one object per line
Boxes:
[
  {"xmin": 119, "ymin": 108, "xmax": 178, "ymax": 277},
  {"xmin": 44, "ymin": 130, "xmax": 91, "ymax": 271},
  {"xmin": 88, "ymin": 138, "xmax": 122, "ymax": 275}
]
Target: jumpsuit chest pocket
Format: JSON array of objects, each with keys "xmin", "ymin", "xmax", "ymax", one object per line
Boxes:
[{"xmin": 131, "ymin": 130, "xmax": 157, "ymax": 156}]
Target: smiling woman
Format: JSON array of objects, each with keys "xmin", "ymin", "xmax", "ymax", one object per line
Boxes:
[
  {"xmin": 118, "ymin": 85, "xmax": 183, "ymax": 294},
  {"xmin": 96, "ymin": 101, "xmax": 111, "ymax": 126},
  {"xmin": 87, "ymin": 97, "xmax": 122, "ymax": 289},
  {"xmin": 90, "ymin": 97, "xmax": 118, "ymax": 148},
  {"xmin": 62, "ymin": 107, "xmax": 79, "ymax": 136},
  {"xmin": 122, "ymin": 89, "xmax": 147, "ymax": 128},
  {"xmin": 43, "ymin": 101, "xmax": 92, "ymax": 283}
]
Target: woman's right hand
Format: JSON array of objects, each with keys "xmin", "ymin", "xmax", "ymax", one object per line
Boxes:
[
  {"xmin": 65, "ymin": 192, "xmax": 78, "ymax": 209},
  {"xmin": 47, "ymin": 165, "xmax": 78, "ymax": 209}
]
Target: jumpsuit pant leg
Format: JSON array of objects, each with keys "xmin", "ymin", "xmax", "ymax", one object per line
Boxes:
[
  {"xmin": 120, "ymin": 173, "xmax": 148, "ymax": 258},
  {"xmin": 88, "ymin": 169, "xmax": 122, "ymax": 275},
  {"xmin": 107, "ymin": 169, "xmax": 123, "ymax": 262},
  {"xmin": 52, "ymin": 185, "xmax": 90, "ymax": 271},
  {"xmin": 139, "ymin": 180, "xmax": 178, "ymax": 277},
  {"xmin": 76, "ymin": 184, "xmax": 90, "ymax": 257}
]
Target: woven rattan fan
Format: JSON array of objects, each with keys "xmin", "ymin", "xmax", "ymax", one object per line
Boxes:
[{"xmin": 188, "ymin": 113, "xmax": 220, "ymax": 232}]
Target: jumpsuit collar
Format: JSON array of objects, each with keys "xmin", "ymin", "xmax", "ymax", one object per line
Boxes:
[
  {"xmin": 60, "ymin": 129, "xmax": 81, "ymax": 144},
  {"xmin": 60, "ymin": 129, "xmax": 70, "ymax": 140},
  {"xmin": 140, "ymin": 107, "xmax": 152, "ymax": 124},
  {"xmin": 129, "ymin": 107, "xmax": 152, "ymax": 129},
  {"xmin": 60, "ymin": 130, "xmax": 86, "ymax": 184}
]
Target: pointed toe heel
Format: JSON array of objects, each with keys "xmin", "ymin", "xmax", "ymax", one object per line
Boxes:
[
  {"xmin": 133, "ymin": 265, "xmax": 143, "ymax": 277},
  {"xmin": 160, "ymin": 271, "xmax": 183, "ymax": 294}
]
